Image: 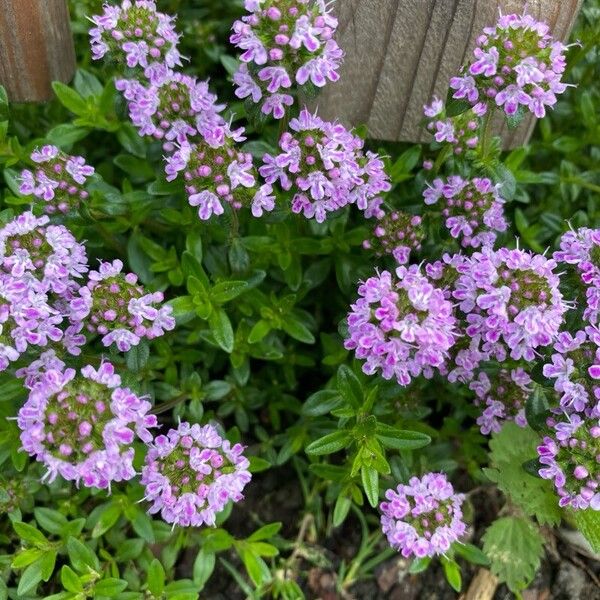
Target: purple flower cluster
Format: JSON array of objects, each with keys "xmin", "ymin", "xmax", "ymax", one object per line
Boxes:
[
  {"xmin": 538, "ymin": 412, "xmax": 600, "ymax": 510},
  {"xmin": 380, "ymin": 472, "xmax": 466, "ymax": 558},
  {"xmin": 344, "ymin": 267, "xmax": 457, "ymax": 386},
  {"xmin": 423, "ymin": 96, "xmax": 486, "ymax": 154},
  {"xmin": 164, "ymin": 127, "xmax": 275, "ymax": 219},
  {"xmin": 18, "ymin": 362, "xmax": 156, "ymax": 488},
  {"xmin": 450, "ymin": 12, "xmax": 571, "ymax": 118},
  {"xmin": 230, "ymin": 0, "xmax": 343, "ymax": 119},
  {"xmin": 19, "ymin": 145, "xmax": 94, "ymax": 214},
  {"xmin": 70, "ymin": 259, "xmax": 175, "ymax": 352},
  {"xmin": 453, "ymin": 247, "xmax": 568, "ymax": 362},
  {"xmin": 89, "ymin": 0, "xmax": 182, "ymax": 83},
  {"xmin": 469, "ymin": 368, "xmax": 530, "ymax": 435},
  {"xmin": 117, "ymin": 72, "xmax": 226, "ymax": 152},
  {"xmin": 424, "ymin": 176, "xmax": 507, "ymax": 249},
  {"xmin": 362, "ymin": 212, "xmax": 423, "ymax": 265},
  {"xmin": 140, "ymin": 422, "xmax": 252, "ymax": 527},
  {"xmin": 260, "ymin": 109, "xmax": 390, "ymax": 222},
  {"xmin": 543, "ymin": 328, "xmax": 600, "ymax": 416},
  {"xmin": 554, "ymin": 227, "xmax": 600, "ymax": 324},
  {"xmin": 0, "ymin": 212, "xmax": 89, "ymax": 370}
]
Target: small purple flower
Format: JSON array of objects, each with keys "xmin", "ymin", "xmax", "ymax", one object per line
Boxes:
[
  {"xmin": 0, "ymin": 212, "xmax": 88, "ymax": 295},
  {"xmin": 19, "ymin": 146, "xmax": 94, "ymax": 214},
  {"xmin": 381, "ymin": 473, "xmax": 466, "ymax": 558},
  {"xmin": 164, "ymin": 123, "xmax": 270, "ymax": 220},
  {"xmin": 261, "ymin": 108, "xmax": 390, "ymax": 222},
  {"xmin": 453, "ymin": 247, "xmax": 568, "ymax": 362},
  {"xmin": 537, "ymin": 411, "xmax": 600, "ymax": 510},
  {"xmin": 345, "ymin": 266, "xmax": 457, "ymax": 386},
  {"xmin": 470, "ymin": 368, "xmax": 530, "ymax": 434},
  {"xmin": 423, "ymin": 176, "xmax": 507, "ymax": 249},
  {"xmin": 423, "ymin": 97, "xmax": 481, "ymax": 155},
  {"xmin": 89, "ymin": 0, "xmax": 182, "ymax": 83},
  {"xmin": 71, "ymin": 259, "xmax": 174, "ymax": 352},
  {"xmin": 17, "ymin": 362, "xmax": 157, "ymax": 488},
  {"xmin": 230, "ymin": 0, "xmax": 343, "ymax": 119},
  {"xmin": 456, "ymin": 12, "xmax": 571, "ymax": 118},
  {"xmin": 140, "ymin": 421, "xmax": 251, "ymax": 527},
  {"xmin": 120, "ymin": 72, "xmax": 225, "ymax": 151},
  {"xmin": 362, "ymin": 211, "xmax": 423, "ymax": 265}
]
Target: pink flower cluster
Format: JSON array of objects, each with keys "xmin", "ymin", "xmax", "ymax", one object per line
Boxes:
[
  {"xmin": 538, "ymin": 412, "xmax": 600, "ymax": 510},
  {"xmin": 554, "ymin": 227, "xmax": 600, "ymax": 324},
  {"xmin": 423, "ymin": 96, "xmax": 486, "ymax": 154},
  {"xmin": 18, "ymin": 362, "xmax": 156, "ymax": 488},
  {"xmin": 141, "ymin": 422, "xmax": 252, "ymax": 527},
  {"xmin": 380, "ymin": 472, "xmax": 466, "ymax": 558},
  {"xmin": 89, "ymin": 0, "xmax": 182, "ymax": 83},
  {"xmin": 70, "ymin": 259, "xmax": 175, "ymax": 352},
  {"xmin": 164, "ymin": 128, "xmax": 275, "ymax": 220},
  {"xmin": 423, "ymin": 176, "xmax": 507, "ymax": 249},
  {"xmin": 230, "ymin": 0, "xmax": 343, "ymax": 119},
  {"xmin": 0, "ymin": 212, "xmax": 88, "ymax": 370},
  {"xmin": 450, "ymin": 12, "xmax": 571, "ymax": 118},
  {"xmin": 117, "ymin": 72, "xmax": 226, "ymax": 152},
  {"xmin": 19, "ymin": 145, "xmax": 94, "ymax": 214},
  {"xmin": 469, "ymin": 368, "xmax": 530, "ymax": 435},
  {"xmin": 344, "ymin": 267, "xmax": 457, "ymax": 386},
  {"xmin": 260, "ymin": 109, "xmax": 390, "ymax": 222},
  {"xmin": 453, "ymin": 247, "xmax": 567, "ymax": 362},
  {"xmin": 362, "ymin": 212, "xmax": 424, "ymax": 265}
]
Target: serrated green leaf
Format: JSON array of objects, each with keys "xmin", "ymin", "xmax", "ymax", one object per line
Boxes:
[
  {"xmin": 482, "ymin": 516, "xmax": 543, "ymax": 593},
  {"xmin": 573, "ymin": 508, "xmax": 600, "ymax": 553},
  {"xmin": 484, "ymin": 423, "xmax": 560, "ymax": 526}
]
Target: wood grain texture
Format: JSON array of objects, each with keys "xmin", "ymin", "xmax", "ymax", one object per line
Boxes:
[
  {"xmin": 313, "ymin": 0, "xmax": 582, "ymax": 148},
  {"xmin": 0, "ymin": 0, "xmax": 76, "ymax": 102}
]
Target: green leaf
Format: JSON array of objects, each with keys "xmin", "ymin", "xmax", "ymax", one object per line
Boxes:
[
  {"xmin": 147, "ymin": 559, "xmax": 165, "ymax": 597},
  {"xmin": 302, "ymin": 389, "xmax": 344, "ymax": 416},
  {"xmin": 73, "ymin": 69, "xmax": 103, "ymax": 97},
  {"xmin": 211, "ymin": 281, "xmax": 248, "ymax": 304},
  {"xmin": 281, "ymin": 316, "xmax": 315, "ymax": 344},
  {"xmin": 46, "ymin": 123, "xmax": 89, "ymax": 147},
  {"xmin": 336, "ymin": 365, "xmax": 363, "ymax": 408},
  {"xmin": 247, "ymin": 522, "xmax": 282, "ymax": 542},
  {"xmin": 39, "ymin": 550, "xmax": 57, "ymax": 582},
  {"xmin": 94, "ymin": 578, "xmax": 128, "ymax": 596},
  {"xmin": 573, "ymin": 508, "xmax": 600, "ymax": 553},
  {"xmin": 193, "ymin": 550, "xmax": 216, "ymax": 589},
  {"xmin": 454, "ymin": 543, "xmax": 489, "ymax": 566},
  {"xmin": 125, "ymin": 340, "xmax": 149, "ymax": 373},
  {"xmin": 375, "ymin": 424, "xmax": 431, "ymax": 450},
  {"xmin": 333, "ymin": 495, "xmax": 352, "ymax": 527},
  {"xmin": 482, "ymin": 516, "xmax": 544, "ymax": 593},
  {"xmin": 11, "ymin": 548, "xmax": 44, "ymax": 569},
  {"xmin": 67, "ymin": 537, "xmax": 100, "ymax": 573},
  {"xmin": 208, "ymin": 308, "xmax": 234, "ymax": 353},
  {"xmin": 525, "ymin": 384, "xmax": 550, "ymax": 431},
  {"xmin": 34, "ymin": 508, "xmax": 67, "ymax": 536},
  {"xmin": 13, "ymin": 521, "xmax": 48, "ymax": 546},
  {"xmin": 408, "ymin": 556, "xmax": 431, "ymax": 574},
  {"xmin": 361, "ymin": 465, "xmax": 379, "ymax": 508},
  {"xmin": 248, "ymin": 319, "xmax": 271, "ymax": 343},
  {"xmin": 445, "ymin": 97, "xmax": 471, "ymax": 117},
  {"xmin": 117, "ymin": 123, "xmax": 147, "ymax": 158},
  {"xmin": 237, "ymin": 546, "xmax": 271, "ymax": 587},
  {"xmin": 52, "ymin": 81, "xmax": 87, "ymax": 115},
  {"xmin": 92, "ymin": 502, "xmax": 122, "ymax": 538},
  {"xmin": 17, "ymin": 559, "xmax": 43, "ymax": 596},
  {"xmin": 484, "ymin": 423, "xmax": 560, "ymax": 526},
  {"xmin": 441, "ymin": 556, "xmax": 462, "ymax": 592},
  {"xmin": 61, "ymin": 565, "xmax": 83, "ymax": 593},
  {"xmin": 305, "ymin": 430, "xmax": 350, "ymax": 456}
]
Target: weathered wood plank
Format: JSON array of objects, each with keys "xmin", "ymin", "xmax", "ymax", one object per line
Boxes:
[
  {"xmin": 314, "ymin": 0, "xmax": 582, "ymax": 148},
  {"xmin": 0, "ymin": 0, "xmax": 76, "ymax": 102}
]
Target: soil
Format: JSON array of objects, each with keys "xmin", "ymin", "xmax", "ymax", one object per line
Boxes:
[{"xmin": 197, "ymin": 466, "xmax": 600, "ymax": 600}]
